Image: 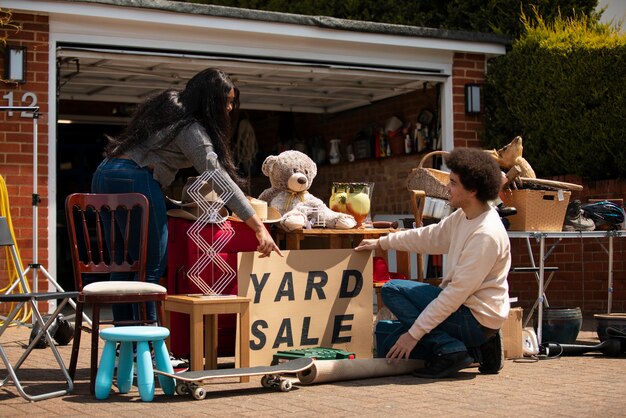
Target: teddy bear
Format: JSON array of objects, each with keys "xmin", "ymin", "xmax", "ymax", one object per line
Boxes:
[{"xmin": 258, "ymin": 150, "xmax": 357, "ymax": 231}]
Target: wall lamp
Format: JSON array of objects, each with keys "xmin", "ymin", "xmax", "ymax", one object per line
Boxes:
[
  {"xmin": 4, "ymin": 45, "xmax": 27, "ymax": 83},
  {"xmin": 465, "ymin": 83, "xmax": 481, "ymax": 115}
]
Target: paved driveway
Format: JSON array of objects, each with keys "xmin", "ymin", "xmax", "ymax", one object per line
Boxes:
[{"xmin": 1, "ymin": 323, "xmax": 624, "ymax": 417}]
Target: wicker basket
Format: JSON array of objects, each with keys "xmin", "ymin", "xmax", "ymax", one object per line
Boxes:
[
  {"xmin": 406, "ymin": 151, "xmax": 450, "ymax": 199},
  {"xmin": 501, "ymin": 189, "xmax": 571, "ymax": 231}
]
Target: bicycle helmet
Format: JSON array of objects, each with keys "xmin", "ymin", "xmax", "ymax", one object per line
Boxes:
[{"xmin": 580, "ymin": 200, "xmax": 625, "ymax": 229}]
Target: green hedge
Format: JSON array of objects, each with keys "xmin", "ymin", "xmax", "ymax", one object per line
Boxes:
[{"xmin": 484, "ymin": 16, "xmax": 626, "ymax": 180}]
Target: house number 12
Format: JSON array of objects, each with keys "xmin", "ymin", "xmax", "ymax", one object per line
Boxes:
[{"xmin": 2, "ymin": 91, "xmax": 39, "ymax": 117}]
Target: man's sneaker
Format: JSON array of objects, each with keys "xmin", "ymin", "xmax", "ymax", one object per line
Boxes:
[
  {"xmin": 478, "ymin": 331, "xmax": 504, "ymax": 374},
  {"xmin": 412, "ymin": 351, "xmax": 474, "ymax": 379},
  {"xmin": 563, "ymin": 200, "xmax": 595, "ymax": 231},
  {"xmin": 563, "ymin": 215, "xmax": 595, "ymax": 231}
]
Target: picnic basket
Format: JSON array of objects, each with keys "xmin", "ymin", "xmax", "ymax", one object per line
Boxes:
[{"xmin": 406, "ymin": 151, "xmax": 450, "ymax": 199}]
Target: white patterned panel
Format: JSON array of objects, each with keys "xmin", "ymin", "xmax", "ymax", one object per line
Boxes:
[{"xmin": 185, "ymin": 154, "xmax": 236, "ymax": 295}]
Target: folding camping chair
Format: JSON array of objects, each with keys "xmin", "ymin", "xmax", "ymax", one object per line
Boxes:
[{"xmin": 0, "ymin": 216, "xmax": 78, "ymax": 401}]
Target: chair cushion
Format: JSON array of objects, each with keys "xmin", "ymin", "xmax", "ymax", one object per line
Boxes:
[{"xmin": 83, "ymin": 281, "xmax": 166, "ymax": 295}]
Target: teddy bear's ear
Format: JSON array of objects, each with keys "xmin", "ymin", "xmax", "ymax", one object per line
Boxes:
[
  {"xmin": 309, "ymin": 161, "xmax": 317, "ymax": 179},
  {"xmin": 261, "ymin": 155, "xmax": 277, "ymax": 177}
]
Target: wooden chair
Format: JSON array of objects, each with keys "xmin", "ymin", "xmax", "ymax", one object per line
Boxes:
[
  {"xmin": 409, "ymin": 189, "xmax": 426, "ymax": 282},
  {"xmin": 372, "ymin": 191, "xmax": 426, "ymax": 312},
  {"xmin": 65, "ymin": 193, "xmax": 167, "ymax": 394}
]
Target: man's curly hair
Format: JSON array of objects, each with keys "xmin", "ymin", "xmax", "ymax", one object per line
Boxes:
[{"xmin": 444, "ymin": 147, "xmax": 502, "ymax": 203}]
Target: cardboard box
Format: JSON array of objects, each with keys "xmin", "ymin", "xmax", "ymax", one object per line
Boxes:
[
  {"xmin": 501, "ymin": 189, "xmax": 570, "ymax": 231},
  {"xmin": 501, "ymin": 307, "xmax": 523, "ymax": 359}
]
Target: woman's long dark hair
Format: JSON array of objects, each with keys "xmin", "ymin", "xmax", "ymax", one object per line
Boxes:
[{"xmin": 105, "ymin": 68, "xmax": 245, "ymax": 188}]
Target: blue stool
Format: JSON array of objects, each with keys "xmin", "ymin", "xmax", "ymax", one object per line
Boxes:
[{"xmin": 95, "ymin": 326, "xmax": 175, "ymax": 401}]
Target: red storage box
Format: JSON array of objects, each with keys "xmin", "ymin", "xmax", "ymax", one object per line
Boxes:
[{"xmin": 167, "ymin": 217, "xmax": 262, "ymax": 358}]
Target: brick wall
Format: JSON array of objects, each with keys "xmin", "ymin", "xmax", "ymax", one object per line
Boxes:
[
  {"xmin": 452, "ymin": 52, "xmax": 485, "ymax": 149},
  {"xmin": 509, "ymin": 233, "xmax": 626, "ymax": 316},
  {"xmin": 0, "ymin": 13, "xmax": 50, "ymax": 311},
  {"xmin": 249, "ymin": 88, "xmax": 438, "ymax": 160}
]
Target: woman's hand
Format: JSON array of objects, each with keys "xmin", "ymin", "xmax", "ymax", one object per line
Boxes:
[
  {"xmin": 386, "ymin": 332, "xmax": 418, "ymax": 364},
  {"xmin": 354, "ymin": 238, "xmax": 380, "ymax": 252},
  {"xmin": 255, "ymin": 225, "xmax": 282, "ymax": 258},
  {"xmin": 245, "ymin": 214, "xmax": 282, "ymax": 258}
]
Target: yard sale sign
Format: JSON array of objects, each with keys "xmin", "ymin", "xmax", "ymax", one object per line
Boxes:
[{"xmin": 238, "ymin": 249, "xmax": 373, "ymax": 366}]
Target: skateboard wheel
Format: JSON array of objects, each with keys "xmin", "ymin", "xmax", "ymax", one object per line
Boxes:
[
  {"xmin": 175, "ymin": 382, "xmax": 188, "ymax": 396},
  {"xmin": 279, "ymin": 379, "xmax": 292, "ymax": 392},
  {"xmin": 193, "ymin": 386, "xmax": 206, "ymax": 400},
  {"xmin": 261, "ymin": 375, "xmax": 273, "ymax": 388}
]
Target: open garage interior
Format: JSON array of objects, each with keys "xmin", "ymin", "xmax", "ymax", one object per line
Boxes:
[
  {"xmin": 57, "ymin": 46, "xmax": 445, "ymax": 114},
  {"xmin": 56, "ymin": 44, "xmax": 445, "ymax": 182},
  {"xmin": 54, "ymin": 44, "xmax": 445, "ymax": 288}
]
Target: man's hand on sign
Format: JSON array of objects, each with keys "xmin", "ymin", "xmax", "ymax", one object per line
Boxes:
[{"xmin": 354, "ymin": 238, "xmax": 380, "ymax": 252}]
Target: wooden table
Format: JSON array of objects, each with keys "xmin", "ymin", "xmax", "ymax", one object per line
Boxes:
[
  {"xmin": 276, "ymin": 227, "xmax": 396, "ymax": 249},
  {"xmin": 163, "ymin": 295, "xmax": 250, "ymax": 379},
  {"xmin": 276, "ymin": 228, "xmax": 409, "ymax": 277}
]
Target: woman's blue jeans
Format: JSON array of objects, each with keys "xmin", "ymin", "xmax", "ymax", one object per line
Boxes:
[
  {"xmin": 380, "ymin": 280, "xmax": 490, "ymax": 361},
  {"xmin": 91, "ymin": 158, "xmax": 167, "ymax": 322}
]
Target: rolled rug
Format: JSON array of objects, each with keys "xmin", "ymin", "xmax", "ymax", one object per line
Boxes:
[{"xmin": 297, "ymin": 358, "xmax": 425, "ymax": 385}]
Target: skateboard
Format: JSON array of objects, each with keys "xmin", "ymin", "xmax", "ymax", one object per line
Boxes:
[{"xmin": 154, "ymin": 357, "xmax": 314, "ymax": 400}]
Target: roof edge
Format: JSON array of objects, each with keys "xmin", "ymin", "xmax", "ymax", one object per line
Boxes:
[{"xmin": 60, "ymin": 0, "xmax": 511, "ymax": 45}]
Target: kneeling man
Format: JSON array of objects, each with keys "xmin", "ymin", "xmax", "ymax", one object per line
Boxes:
[{"xmin": 355, "ymin": 147, "xmax": 511, "ymax": 378}]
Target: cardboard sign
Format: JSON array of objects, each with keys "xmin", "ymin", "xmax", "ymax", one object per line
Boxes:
[{"xmin": 238, "ymin": 249, "xmax": 373, "ymax": 366}]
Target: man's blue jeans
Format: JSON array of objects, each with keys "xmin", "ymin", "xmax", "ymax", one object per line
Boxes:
[
  {"xmin": 380, "ymin": 280, "xmax": 490, "ymax": 361},
  {"xmin": 91, "ymin": 158, "xmax": 167, "ymax": 322}
]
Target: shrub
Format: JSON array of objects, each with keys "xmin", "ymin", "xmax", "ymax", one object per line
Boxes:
[{"xmin": 484, "ymin": 14, "xmax": 626, "ymax": 180}]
